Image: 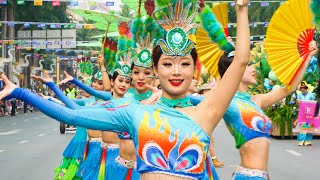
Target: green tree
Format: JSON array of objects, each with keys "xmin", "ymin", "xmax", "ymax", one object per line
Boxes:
[
  {"xmin": 15, "ymin": 1, "xmax": 70, "ymax": 24},
  {"xmin": 228, "ymin": 1, "xmax": 281, "ymax": 38}
]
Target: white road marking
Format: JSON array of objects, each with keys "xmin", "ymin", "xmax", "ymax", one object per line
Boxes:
[
  {"xmin": 285, "ymin": 150, "xmax": 302, "ymax": 156},
  {"xmin": 24, "ymin": 119, "xmax": 29, "ymax": 122},
  {"xmin": 11, "ymin": 123, "xmax": 16, "ymax": 125},
  {"xmin": 41, "ymin": 115, "xmax": 46, "ymax": 118},
  {"xmin": 0, "ymin": 129, "xmax": 22, "ymax": 135},
  {"xmin": 37, "ymin": 134, "xmax": 46, "ymax": 137},
  {"xmin": 229, "ymin": 165, "xmax": 238, "ymax": 168},
  {"xmin": 53, "ymin": 129, "xmax": 58, "ymax": 131},
  {"xmin": 33, "ymin": 117, "xmax": 38, "ymax": 120},
  {"xmin": 18, "ymin": 140, "xmax": 29, "ymax": 144},
  {"xmin": 0, "ymin": 150, "xmax": 5, "ymax": 153}
]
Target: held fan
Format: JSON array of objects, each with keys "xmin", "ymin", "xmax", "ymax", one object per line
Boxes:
[{"xmin": 266, "ymin": 0, "xmax": 314, "ymax": 87}]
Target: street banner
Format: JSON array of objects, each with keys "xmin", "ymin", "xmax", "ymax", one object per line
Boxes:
[{"xmin": 297, "ymin": 100, "xmax": 320, "ymax": 133}]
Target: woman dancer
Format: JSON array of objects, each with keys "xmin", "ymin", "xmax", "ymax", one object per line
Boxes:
[
  {"xmin": 33, "ymin": 71, "xmax": 106, "ymax": 180},
  {"xmin": 0, "ymin": 0, "xmax": 250, "ymax": 179},
  {"xmin": 219, "ymin": 41, "xmax": 317, "ymax": 179}
]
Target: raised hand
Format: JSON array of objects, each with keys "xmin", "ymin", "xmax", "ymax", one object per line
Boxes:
[
  {"xmin": 0, "ymin": 73, "xmax": 18, "ymax": 100},
  {"xmin": 97, "ymin": 54, "xmax": 106, "ymax": 70},
  {"xmin": 59, "ymin": 71, "xmax": 74, "ymax": 85},
  {"xmin": 31, "ymin": 71, "xmax": 53, "ymax": 83},
  {"xmin": 236, "ymin": 0, "xmax": 250, "ymax": 6},
  {"xmin": 308, "ymin": 40, "xmax": 318, "ymax": 57}
]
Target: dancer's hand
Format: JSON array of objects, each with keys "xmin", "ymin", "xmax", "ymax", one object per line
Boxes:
[
  {"xmin": 31, "ymin": 71, "xmax": 53, "ymax": 83},
  {"xmin": 236, "ymin": 0, "xmax": 250, "ymax": 6},
  {"xmin": 141, "ymin": 85, "xmax": 162, "ymax": 105},
  {"xmin": 308, "ymin": 40, "xmax": 318, "ymax": 57},
  {"xmin": 0, "ymin": 73, "xmax": 18, "ymax": 100},
  {"xmin": 98, "ymin": 54, "xmax": 106, "ymax": 70},
  {"xmin": 59, "ymin": 71, "xmax": 74, "ymax": 85}
]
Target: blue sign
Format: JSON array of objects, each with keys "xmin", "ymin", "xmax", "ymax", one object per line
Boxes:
[
  {"xmin": 70, "ymin": 1, "xmax": 78, "ymax": 6},
  {"xmin": 106, "ymin": 1, "xmax": 114, "ymax": 6}
]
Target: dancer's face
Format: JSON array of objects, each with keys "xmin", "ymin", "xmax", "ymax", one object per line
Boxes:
[
  {"xmin": 112, "ymin": 75, "xmax": 131, "ymax": 97},
  {"xmin": 131, "ymin": 66, "xmax": 154, "ymax": 93},
  {"xmin": 242, "ymin": 64, "xmax": 257, "ymax": 85},
  {"xmin": 92, "ymin": 79, "xmax": 104, "ymax": 91},
  {"xmin": 156, "ymin": 54, "xmax": 195, "ymax": 99}
]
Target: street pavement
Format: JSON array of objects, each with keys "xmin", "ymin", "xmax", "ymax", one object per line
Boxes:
[{"xmin": 0, "ymin": 112, "xmax": 319, "ymax": 180}]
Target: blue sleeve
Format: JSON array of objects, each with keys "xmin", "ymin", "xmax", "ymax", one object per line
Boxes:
[
  {"xmin": 45, "ymin": 82, "xmax": 80, "ymax": 109},
  {"xmin": 71, "ymin": 98, "xmax": 87, "ymax": 106},
  {"xmin": 10, "ymin": 88, "xmax": 132, "ymax": 132},
  {"xmin": 187, "ymin": 94, "xmax": 204, "ymax": 106},
  {"xmin": 71, "ymin": 78, "xmax": 112, "ymax": 101}
]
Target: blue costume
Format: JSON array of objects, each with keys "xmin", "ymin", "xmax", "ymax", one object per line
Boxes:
[
  {"xmin": 10, "ymin": 88, "xmax": 214, "ymax": 179},
  {"xmin": 223, "ymin": 92, "xmax": 272, "ymax": 149},
  {"xmin": 46, "ymin": 82, "xmax": 89, "ymax": 180},
  {"xmin": 189, "ymin": 92, "xmax": 271, "ymax": 180}
]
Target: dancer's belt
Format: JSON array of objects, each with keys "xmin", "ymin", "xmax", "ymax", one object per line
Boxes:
[
  {"xmin": 234, "ymin": 166, "xmax": 270, "ymax": 179},
  {"xmin": 89, "ymin": 137, "xmax": 102, "ymax": 142},
  {"xmin": 101, "ymin": 142, "xmax": 119, "ymax": 149},
  {"xmin": 116, "ymin": 156, "xmax": 137, "ymax": 169}
]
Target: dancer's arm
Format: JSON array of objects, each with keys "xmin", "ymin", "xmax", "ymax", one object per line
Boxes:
[
  {"xmin": 59, "ymin": 71, "xmax": 112, "ymax": 101},
  {"xmin": 98, "ymin": 54, "xmax": 112, "ymax": 91},
  {"xmin": 5, "ymin": 88, "xmax": 131, "ymax": 132},
  {"xmin": 71, "ymin": 78, "xmax": 112, "ymax": 101},
  {"xmin": 32, "ymin": 71, "xmax": 81, "ymax": 109},
  {"xmin": 252, "ymin": 42, "xmax": 318, "ymax": 109},
  {"xmin": 196, "ymin": 3, "xmax": 250, "ymax": 130}
]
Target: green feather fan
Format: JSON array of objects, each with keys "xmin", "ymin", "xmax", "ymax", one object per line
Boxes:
[{"xmin": 200, "ymin": 6, "xmax": 234, "ymax": 52}]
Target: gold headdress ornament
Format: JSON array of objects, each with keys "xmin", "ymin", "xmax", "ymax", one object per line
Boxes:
[
  {"xmin": 133, "ymin": 34, "xmax": 155, "ymax": 67},
  {"xmin": 114, "ymin": 50, "xmax": 133, "ymax": 77},
  {"xmin": 156, "ymin": 0, "xmax": 198, "ymax": 56}
]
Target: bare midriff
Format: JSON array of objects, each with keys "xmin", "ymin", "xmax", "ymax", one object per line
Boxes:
[
  {"xmin": 239, "ymin": 137, "xmax": 270, "ymax": 171},
  {"xmin": 119, "ymin": 139, "xmax": 136, "ymax": 161},
  {"xmin": 87, "ymin": 129, "xmax": 102, "ymax": 138},
  {"xmin": 102, "ymin": 131, "xmax": 120, "ymax": 144},
  {"xmin": 141, "ymin": 173, "xmax": 194, "ymax": 180}
]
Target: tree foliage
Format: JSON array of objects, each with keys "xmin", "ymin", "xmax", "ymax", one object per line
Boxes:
[
  {"xmin": 228, "ymin": 1, "xmax": 281, "ymax": 37},
  {"xmin": 14, "ymin": 1, "xmax": 70, "ymax": 23}
]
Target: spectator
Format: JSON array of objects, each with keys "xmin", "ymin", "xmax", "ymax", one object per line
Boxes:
[
  {"xmin": 0, "ymin": 76, "xmax": 4, "ymax": 89},
  {"xmin": 0, "ymin": 99, "xmax": 5, "ymax": 116},
  {"xmin": 297, "ymin": 82, "xmax": 315, "ymax": 146},
  {"xmin": 64, "ymin": 83, "xmax": 78, "ymax": 99},
  {"xmin": 10, "ymin": 98, "xmax": 17, "ymax": 116},
  {"xmin": 297, "ymin": 82, "xmax": 315, "ymax": 101}
]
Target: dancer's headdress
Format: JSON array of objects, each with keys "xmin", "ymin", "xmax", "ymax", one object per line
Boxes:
[
  {"xmin": 78, "ymin": 58, "xmax": 93, "ymax": 85},
  {"xmin": 130, "ymin": 2, "xmax": 161, "ymax": 68},
  {"xmin": 156, "ymin": 0, "xmax": 198, "ymax": 57}
]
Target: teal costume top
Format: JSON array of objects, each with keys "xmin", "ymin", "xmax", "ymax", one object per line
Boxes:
[
  {"xmin": 10, "ymin": 88, "xmax": 210, "ymax": 179},
  {"xmin": 223, "ymin": 92, "xmax": 272, "ymax": 149},
  {"xmin": 124, "ymin": 88, "xmax": 152, "ymax": 101}
]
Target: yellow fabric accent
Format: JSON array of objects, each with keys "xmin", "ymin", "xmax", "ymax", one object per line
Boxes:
[{"xmin": 266, "ymin": 0, "xmax": 313, "ymax": 86}]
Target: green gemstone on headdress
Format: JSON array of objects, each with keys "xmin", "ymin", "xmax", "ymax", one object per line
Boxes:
[
  {"xmin": 166, "ymin": 28, "xmax": 188, "ymax": 55},
  {"xmin": 138, "ymin": 49, "xmax": 151, "ymax": 63},
  {"xmin": 94, "ymin": 71, "xmax": 103, "ymax": 80},
  {"xmin": 122, "ymin": 64, "xmax": 131, "ymax": 74}
]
